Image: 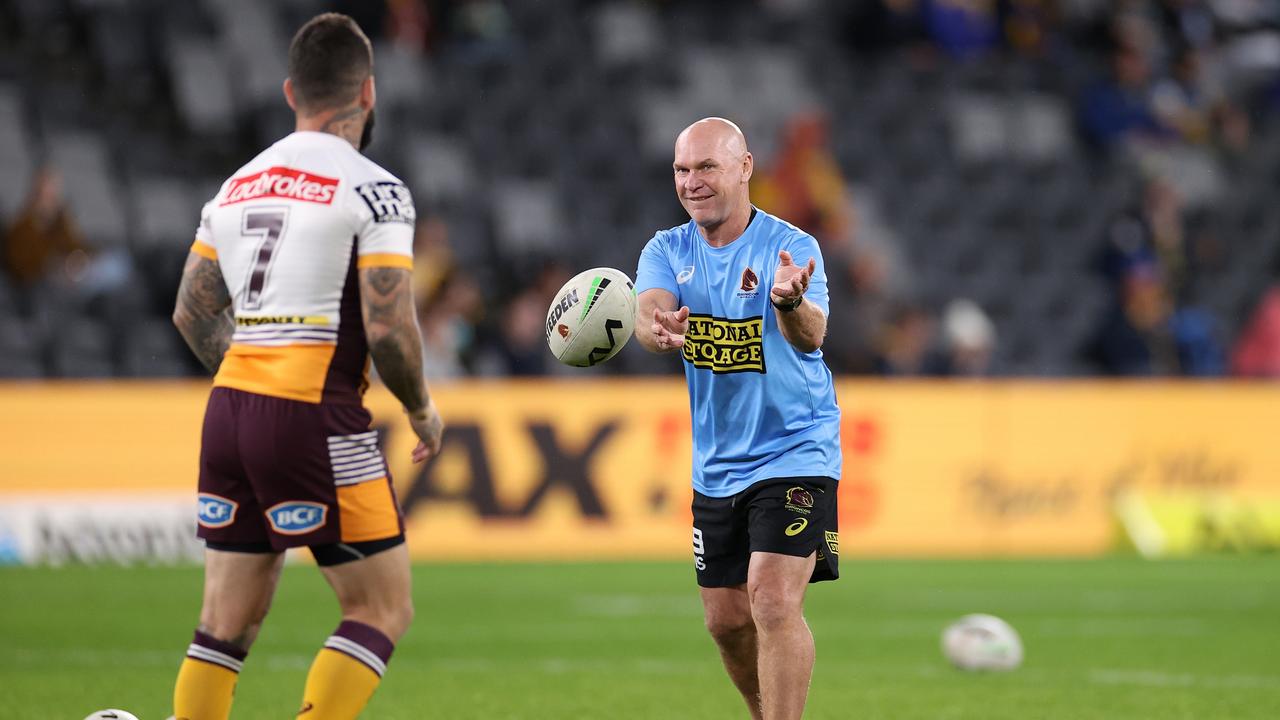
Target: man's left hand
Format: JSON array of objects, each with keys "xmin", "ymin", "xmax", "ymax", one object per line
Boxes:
[{"xmin": 771, "ymin": 250, "xmax": 816, "ymax": 307}]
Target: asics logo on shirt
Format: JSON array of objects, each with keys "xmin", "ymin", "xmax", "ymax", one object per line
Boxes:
[{"xmin": 676, "ymin": 266, "xmax": 696, "ymax": 284}]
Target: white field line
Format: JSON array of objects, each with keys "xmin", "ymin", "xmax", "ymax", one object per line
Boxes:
[
  {"xmin": 6, "ymin": 646, "xmax": 703, "ymax": 676},
  {"xmin": 1090, "ymin": 668, "xmax": 1280, "ymax": 689},
  {"xmin": 571, "ymin": 594, "xmax": 703, "ymax": 617}
]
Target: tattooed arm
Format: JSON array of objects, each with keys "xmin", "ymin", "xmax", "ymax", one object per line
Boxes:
[
  {"xmin": 173, "ymin": 252, "xmax": 234, "ymax": 373},
  {"xmin": 359, "ymin": 267, "xmax": 427, "ymax": 410},
  {"xmin": 360, "ymin": 266, "xmax": 443, "ymax": 461}
]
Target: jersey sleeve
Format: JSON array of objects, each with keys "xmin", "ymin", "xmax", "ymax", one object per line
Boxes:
[
  {"xmin": 350, "ymin": 178, "xmax": 416, "ymax": 270},
  {"xmin": 788, "ymin": 232, "xmax": 829, "ymax": 316},
  {"xmin": 635, "ymin": 232, "xmax": 678, "ymax": 297},
  {"xmin": 190, "ymin": 200, "xmax": 218, "ymax": 260}
]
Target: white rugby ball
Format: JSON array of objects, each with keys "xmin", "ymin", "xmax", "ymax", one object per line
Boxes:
[
  {"xmin": 84, "ymin": 711, "xmax": 140, "ymax": 720},
  {"xmin": 941, "ymin": 614, "xmax": 1023, "ymax": 671},
  {"xmin": 545, "ymin": 267, "xmax": 636, "ymax": 367}
]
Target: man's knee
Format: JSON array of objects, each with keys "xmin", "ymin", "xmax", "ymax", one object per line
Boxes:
[
  {"xmin": 343, "ymin": 590, "xmax": 414, "ymax": 640},
  {"xmin": 747, "ymin": 583, "xmax": 803, "ymax": 634},
  {"xmin": 387, "ymin": 595, "xmax": 415, "ymax": 637},
  {"xmin": 198, "ymin": 608, "xmax": 269, "ymax": 650},
  {"xmin": 705, "ymin": 605, "xmax": 754, "ymax": 645}
]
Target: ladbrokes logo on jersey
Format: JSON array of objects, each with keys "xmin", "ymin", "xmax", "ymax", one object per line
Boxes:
[
  {"xmin": 682, "ymin": 314, "xmax": 766, "ymax": 374},
  {"xmin": 220, "ymin": 166, "xmax": 339, "ymax": 206}
]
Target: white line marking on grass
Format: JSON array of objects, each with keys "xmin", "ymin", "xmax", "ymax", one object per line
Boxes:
[
  {"xmin": 1030, "ymin": 617, "xmax": 1209, "ymax": 637},
  {"xmin": 9, "ymin": 647, "xmax": 179, "ymax": 668},
  {"xmin": 572, "ymin": 594, "xmax": 703, "ymax": 617},
  {"xmin": 1091, "ymin": 669, "xmax": 1280, "ymax": 689}
]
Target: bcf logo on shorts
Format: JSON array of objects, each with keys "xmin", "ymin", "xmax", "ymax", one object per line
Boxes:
[
  {"xmin": 266, "ymin": 501, "xmax": 328, "ymax": 535},
  {"xmin": 197, "ymin": 493, "xmax": 238, "ymax": 529}
]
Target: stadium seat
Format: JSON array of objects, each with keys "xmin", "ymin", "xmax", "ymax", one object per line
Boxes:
[
  {"xmin": 0, "ymin": 85, "xmax": 34, "ymax": 218},
  {"xmin": 167, "ymin": 37, "xmax": 237, "ymax": 136},
  {"xmin": 121, "ymin": 318, "xmax": 192, "ymax": 378},
  {"xmin": 49, "ymin": 318, "xmax": 116, "ymax": 378},
  {"xmin": 592, "ymin": 1, "xmax": 661, "ymax": 67},
  {"xmin": 47, "ymin": 132, "xmax": 129, "ymax": 250},
  {"xmin": 0, "ymin": 313, "xmax": 44, "ymax": 378},
  {"xmin": 129, "ymin": 177, "xmax": 198, "ymax": 251},
  {"xmin": 408, "ymin": 134, "xmax": 476, "ymax": 206},
  {"xmin": 491, "ymin": 179, "xmax": 565, "ymax": 254}
]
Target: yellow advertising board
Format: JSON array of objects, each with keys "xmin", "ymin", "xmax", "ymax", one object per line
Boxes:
[{"xmin": 1, "ymin": 380, "xmax": 1278, "ymax": 562}]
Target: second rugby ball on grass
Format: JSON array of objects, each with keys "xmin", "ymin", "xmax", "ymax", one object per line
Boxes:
[{"xmin": 546, "ymin": 267, "xmax": 637, "ymax": 367}]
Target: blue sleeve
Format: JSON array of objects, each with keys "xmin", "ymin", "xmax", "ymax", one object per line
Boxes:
[
  {"xmin": 788, "ymin": 232, "xmax": 829, "ymax": 316},
  {"xmin": 635, "ymin": 233, "xmax": 678, "ymax": 297}
]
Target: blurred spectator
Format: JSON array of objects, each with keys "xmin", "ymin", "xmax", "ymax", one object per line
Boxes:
[
  {"xmin": 1079, "ymin": 32, "xmax": 1170, "ymax": 148},
  {"xmin": 925, "ymin": 0, "xmax": 1001, "ymax": 60},
  {"xmin": 476, "ymin": 261, "xmax": 568, "ymax": 376},
  {"xmin": 1150, "ymin": 44, "xmax": 1250, "ymax": 151},
  {"xmin": 412, "ymin": 215, "xmax": 454, "ymax": 305},
  {"xmin": 3, "ymin": 167, "xmax": 87, "ymax": 292},
  {"xmin": 873, "ymin": 304, "xmax": 946, "ymax": 376},
  {"xmin": 335, "ymin": 0, "xmax": 434, "ymax": 55},
  {"xmin": 752, "ymin": 113, "xmax": 853, "ymax": 254},
  {"xmin": 443, "ymin": 0, "xmax": 515, "ymax": 65},
  {"xmin": 1100, "ymin": 175, "xmax": 1208, "ymax": 301},
  {"xmin": 386, "ymin": 0, "xmax": 432, "ymax": 55},
  {"xmin": 843, "ymin": 0, "xmax": 931, "ymax": 56},
  {"xmin": 938, "ymin": 298, "xmax": 996, "ymax": 376},
  {"xmin": 1157, "ymin": 0, "xmax": 1216, "ymax": 51},
  {"xmin": 1231, "ymin": 285, "xmax": 1280, "ymax": 378},
  {"xmin": 1088, "ymin": 263, "xmax": 1224, "ymax": 376},
  {"xmin": 1002, "ymin": 0, "xmax": 1063, "ymax": 60},
  {"xmin": 822, "ymin": 189, "xmax": 914, "ymax": 375},
  {"xmin": 419, "ymin": 271, "xmax": 483, "ymax": 380}
]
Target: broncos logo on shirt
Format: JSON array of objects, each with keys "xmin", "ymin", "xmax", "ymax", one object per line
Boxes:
[{"xmin": 635, "ymin": 207, "xmax": 843, "ymax": 497}]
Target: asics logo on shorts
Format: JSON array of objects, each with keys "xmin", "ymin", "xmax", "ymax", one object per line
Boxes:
[
  {"xmin": 197, "ymin": 493, "xmax": 238, "ymax": 528},
  {"xmin": 266, "ymin": 501, "xmax": 328, "ymax": 534},
  {"xmin": 785, "ymin": 518, "xmax": 809, "ymax": 536}
]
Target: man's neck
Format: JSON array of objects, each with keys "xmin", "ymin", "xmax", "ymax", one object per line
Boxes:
[
  {"xmin": 295, "ymin": 104, "xmax": 364, "ymax": 150},
  {"xmin": 699, "ymin": 203, "xmax": 754, "ymax": 248}
]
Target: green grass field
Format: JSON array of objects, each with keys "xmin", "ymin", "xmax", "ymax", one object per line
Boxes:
[{"xmin": 2, "ymin": 558, "xmax": 1278, "ymax": 719}]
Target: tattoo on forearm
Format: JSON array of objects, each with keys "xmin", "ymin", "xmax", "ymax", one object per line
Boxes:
[
  {"xmin": 174, "ymin": 253, "xmax": 233, "ymax": 373},
  {"xmin": 360, "ymin": 267, "xmax": 428, "ymax": 412}
]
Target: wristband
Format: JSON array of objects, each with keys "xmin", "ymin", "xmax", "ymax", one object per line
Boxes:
[{"xmin": 771, "ymin": 295, "xmax": 803, "ymax": 312}]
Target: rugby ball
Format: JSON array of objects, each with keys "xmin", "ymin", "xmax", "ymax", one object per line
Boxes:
[
  {"xmin": 546, "ymin": 267, "xmax": 636, "ymax": 367},
  {"xmin": 84, "ymin": 711, "xmax": 140, "ymax": 720},
  {"xmin": 941, "ymin": 614, "xmax": 1023, "ymax": 671}
]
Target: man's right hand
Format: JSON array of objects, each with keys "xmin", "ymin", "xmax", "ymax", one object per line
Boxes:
[
  {"xmin": 406, "ymin": 401, "xmax": 444, "ymax": 463},
  {"xmin": 652, "ymin": 306, "xmax": 691, "ymax": 352}
]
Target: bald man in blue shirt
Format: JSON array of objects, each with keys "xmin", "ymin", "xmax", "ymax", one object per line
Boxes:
[{"xmin": 635, "ymin": 118, "xmax": 842, "ymax": 720}]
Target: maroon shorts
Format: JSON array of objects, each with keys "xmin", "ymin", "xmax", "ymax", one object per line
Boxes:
[{"xmin": 196, "ymin": 387, "xmax": 404, "ymax": 551}]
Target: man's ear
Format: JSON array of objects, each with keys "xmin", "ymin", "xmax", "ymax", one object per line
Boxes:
[
  {"xmin": 361, "ymin": 75, "xmax": 376, "ymax": 111},
  {"xmin": 741, "ymin": 151, "xmax": 754, "ymax": 183},
  {"xmin": 283, "ymin": 78, "xmax": 297, "ymax": 112}
]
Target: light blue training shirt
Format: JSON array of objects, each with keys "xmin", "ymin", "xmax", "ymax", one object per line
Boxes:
[{"xmin": 636, "ymin": 207, "xmax": 842, "ymax": 497}]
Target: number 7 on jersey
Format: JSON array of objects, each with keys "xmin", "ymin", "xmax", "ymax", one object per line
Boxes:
[{"xmin": 241, "ymin": 208, "xmax": 289, "ymax": 310}]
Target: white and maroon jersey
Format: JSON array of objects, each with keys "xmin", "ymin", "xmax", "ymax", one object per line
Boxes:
[{"xmin": 190, "ymin": 131, "xmax": 416, "ymax": 405}]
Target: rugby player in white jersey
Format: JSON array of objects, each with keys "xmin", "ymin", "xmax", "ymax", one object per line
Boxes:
[{"xmin": 168, "ymin": 13, "xmax": 442, "ymax": 720}]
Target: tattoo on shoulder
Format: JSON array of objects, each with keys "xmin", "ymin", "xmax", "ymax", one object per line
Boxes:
[
  {"xmin": 179, "ymin": 254, "xmax": 232, "ymax": 311},
  {"xmin": 362, "ymin": 266, "xmax": 407, "ymax": 302}
]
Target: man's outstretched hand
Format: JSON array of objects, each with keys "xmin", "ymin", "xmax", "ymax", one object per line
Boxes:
[
  {"xmin": 652, "ymin": 306, "xmax": 690, "ymax": 352},
  {"xmin": 771, "ymin": 250, "xmax": 816, "ymax": 307}
]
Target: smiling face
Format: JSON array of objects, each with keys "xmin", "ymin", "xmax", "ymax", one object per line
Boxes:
[{"xmin": 673, "ymin": 118, "xmax": 753, "ymax": 233}]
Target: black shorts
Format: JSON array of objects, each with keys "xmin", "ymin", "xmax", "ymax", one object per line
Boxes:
[{"xmin": 692, "ymin": 476, "xmax": 840, "ymax": 588}]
